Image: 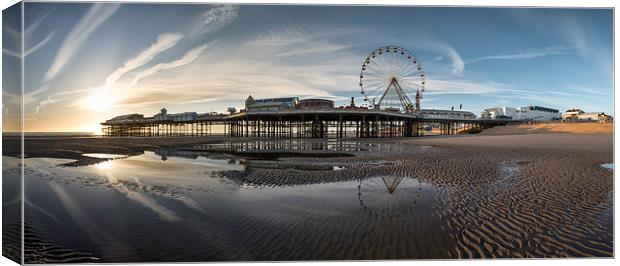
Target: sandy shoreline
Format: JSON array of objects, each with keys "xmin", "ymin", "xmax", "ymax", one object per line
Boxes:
[
  {"xmin": 480, "ymin": 123, "xmax": 613, "ymax": 135},
  {"xmin": 5, "ymin": 132, "xmax": 614, "ymax": 260}
]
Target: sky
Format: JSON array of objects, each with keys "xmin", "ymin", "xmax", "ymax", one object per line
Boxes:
[{"xmin": 2, "ymin": 3, "xmax": 614, "ymax": 132}]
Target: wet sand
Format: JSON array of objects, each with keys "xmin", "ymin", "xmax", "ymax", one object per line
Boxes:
[
  {"xmin": 4, "ymin": 132, "xmax": 614, "ymax": 260},
  {"xmin": 399, "ymin": 133, "xmax": 613, "ymax": 257}
]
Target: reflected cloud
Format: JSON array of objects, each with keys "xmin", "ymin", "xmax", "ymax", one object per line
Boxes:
[
  {"xmin": 46, "ymin": 181, "xmax": 128, "ymax": 256},
  {"xmin": 110, "ymin": 180, "xmax": 183, "ymax": 222}
]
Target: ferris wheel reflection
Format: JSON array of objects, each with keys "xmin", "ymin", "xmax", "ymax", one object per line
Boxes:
[{"xmin": 357, "ymin": 173, "xmax": 424, "ymax": 218}]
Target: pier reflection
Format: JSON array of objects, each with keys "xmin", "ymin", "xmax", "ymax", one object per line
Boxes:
[
  {"xmin": 192, "ymin": 139, "xmax": 380, "ymax": 153},
  {"xmin": 153, "ymin": 148, "xmax": 347, "ymax": 172}
]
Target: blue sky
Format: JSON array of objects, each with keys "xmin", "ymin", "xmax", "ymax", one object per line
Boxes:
[{"xmin": 3, "ymin": 3, "xmax": 613, "ymax": 132}]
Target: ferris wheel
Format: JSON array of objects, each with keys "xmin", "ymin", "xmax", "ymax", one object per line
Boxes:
[{"xmin": 359, "ymin": 46, "xmax": 426, "ymax": 112}]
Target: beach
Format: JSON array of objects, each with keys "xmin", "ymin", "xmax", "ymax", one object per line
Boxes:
[
  {"xmin": 2, "ymin": 129, "xmax": 613, "ymax": 261},
  {"xmin": 479, "ymin": 122, "xmax": 613, "ymax": 135}
]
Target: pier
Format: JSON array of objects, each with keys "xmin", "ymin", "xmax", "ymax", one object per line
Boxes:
[{"xmin": 101, "ymin": 109, "xmax": 515, "ymax": 138}]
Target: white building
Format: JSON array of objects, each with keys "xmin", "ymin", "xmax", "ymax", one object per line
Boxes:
[
  {"xmin": 519, "ymin": 105, "xmax": 561, "ymax": 121},
  {"xmin": 480, "ymin": 107, "xmax": 519, "ymax": 120},
  {"xmin": 481, "ymin": 105, "xmax": 561, "ymax": 121}
]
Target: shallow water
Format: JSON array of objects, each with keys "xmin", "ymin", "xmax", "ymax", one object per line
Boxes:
[
  {"xmin": 19, "ymin": 148, "xmax": 449, "ymax": 262},
  {"xmin": 601, "ymin": 163, "xmax": 614, "ymax": 170},
  {"xmin": 82, "ymin": 153, "xmax": 128, "ymax": 159}
]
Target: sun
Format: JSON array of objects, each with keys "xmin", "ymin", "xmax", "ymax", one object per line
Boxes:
[
  {"xmin": 88, "ymin": 124, "xmax": 103, "ymax": 135},
  {"xmin": 85, "ymin": 87, "xmax": 116, "ymax": 112}
]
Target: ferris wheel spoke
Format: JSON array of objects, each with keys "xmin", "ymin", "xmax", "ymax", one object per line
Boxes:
[
  {"xmin": 390, "ymin": 52, "xmax": 401, "ymax": 75},
  {"xmin": 365, "ymin": 88, "xmax": 384, "ymax": 96},
  {"xmin": 394, "ymin": 60, "xmax": 407, "ymax": 77},
  {"xmin": 396, "ymin": 60, "xmax": 417, "ymax": 78},
  {"xmin": 377, "ymin": 51, "xmax": 392, "ymax": 74},
  {"xmin": 363, "ymin": 76, "xmax": 389, "ymax": 82},
  {"xmin": 363, "ymin": 77, "xmax": 391, "ymax": 86},
  {"xmin": 364, "ymin": 66, "xmax": 391, "ymax": 78},
  {"xmin": 393, "ymin": 53, "xmax": 408, "ymax": 76},
  {"xmin": 364, "ymin": 68, "xmax": 392, "ymax": 80},
  {"xmin": 365, "ymin": 84, "xmax": 388, "ymax": 97},
  {"xmin": 387, "ymin": 51, "xmax": 397, "ymax": 75},
  {"xmin": 399, "ymin": 68, "xmax": 423, "ymax": 80},
  {"xmin": 364, "ymin": 84, "xmax": 385, "ymax": 95}
]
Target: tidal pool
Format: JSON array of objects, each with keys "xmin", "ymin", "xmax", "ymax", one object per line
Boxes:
[
  {"xmin": 601, "ymin": 163, "xmax": 614, "ymax": 170},
  {"xmin": 18, "ymin": 150, "xmax": 447, "ymax": 262}
]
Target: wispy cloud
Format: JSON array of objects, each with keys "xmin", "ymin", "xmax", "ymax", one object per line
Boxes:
[
  {"xmin": 2, "ymin": 85, "xmax": 49, "ymax": 109},
  {"xmin": 506, "ymin": 9, "xmax": 611, "ymax": 74},
  {"xmin": 25, "ymin": 9, "xmax": 54, "ymax": 35},
  {"xmin": 25, "ymin": 31, "xmax": 56, "ymax": 57},
  {"xmin": 44, "ymin": 3, "xmax": 121, "ymax": 82},
  {"xmin": 36, "ymin": 96, "xmax": 62, "ymax": 114},
  {"xmin": 109, "ymin": 28, "xmax": 363, "ymax": 110},
  {"xmin": 2, "ymin": 48, "xmax": 20, "ymax": 58},
  {"xmin": 66, "ymin": 5, "xmax": 241, "ymax": 113},
  {"xmin": 443, "ymin": 47, "xmax": 465, "ymax": 75},
  {"xmin": 131, "ymin": 42, "xmax": 211, "ymax": 86},
  {"xmin": 248, "ymin": 28, "xmax": 318, "ymax": 47},
  {"xmin": 189, "ymin": 5, "xmax": 239, "ymax": 37},
  {"xmin": 30, "ymin": 88, "xmax": 93, "ymax": 114},
  {"xmin": 2, "ymin": 10, "xmax": 55, "ymax": 59},
  {"xmin": 2, "ymin": 24, "xmax": 20, "ymax": 39},
  {"xmin": 105, "ymin": 33, "xmax": 184, "ymax": 88},
  {"xmin": 410, "ymin": 38, "xmax": 464, "ymax": 76},
  {"xmin": 425, "ymin": 78, "xmax": 530, "ymax": 96},
  {"xmin": 2, "ymin": 31, "xmax": 56, "ymax": 58},
  {"xmin": 104, "ymin": 5, "xmax": 240, "ymax": 88},
  {"xmin": 466, "ymin": 46, "xmax": 570, "ymax": 64},
  {"xmin": 563, "ymin": 84, "xmax": 612, "ymax": 97}
]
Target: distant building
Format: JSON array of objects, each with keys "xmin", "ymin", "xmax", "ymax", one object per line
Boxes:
[
  {"xmin": 480, "ymin": 107, "xmax": 519, "ymax": 120},
  {"xmin": 245, "ymin": 95, "xmax": 299, "ymax": 112},
  {"xmin": 519, "ymin": 105, "xmax": 561, "ymax": 121},
  {"xmin": 419, "ymin": 109, "xmax": 477, "ymax": 119},
  {"xmin": 562, "ymin": 108, "xmax": 584, "ymax": 121},
  {"xmin": 578, "ymin": 112, "xmax": 613, "ymax": 123},
  {"xmin": 481, "ymin": 105, "xmax": 561, "ymax": 121},
  {"xmin": 154, "ymin": 108, "xmax": 197, "ymax": 122},
  {"xmin": 562, "ymin": 109, "xmax": 612, "ymax": 123},
  {"xmin": 298, "ymin": 99, "xmax": 334, "ymax": 109}
]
